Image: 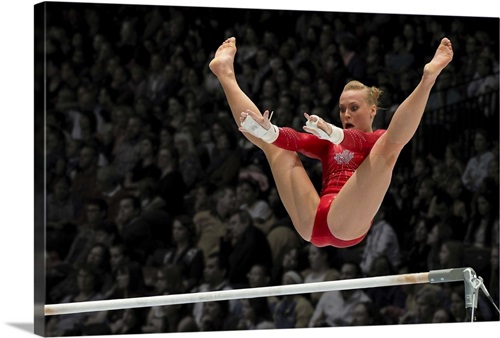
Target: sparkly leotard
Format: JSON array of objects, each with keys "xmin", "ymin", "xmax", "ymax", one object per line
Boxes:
[{"xmin": 273, "ymin": 127, "xmax": 386, "ymax": 247}]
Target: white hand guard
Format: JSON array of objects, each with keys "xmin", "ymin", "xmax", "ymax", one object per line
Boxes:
[
  {"xmin": 240, "ymin": 111, "xmax": 279, "ymax": 143},
  {"xmin": 305, "ymin": 115, "xmax": 344, "ymax": 144}
]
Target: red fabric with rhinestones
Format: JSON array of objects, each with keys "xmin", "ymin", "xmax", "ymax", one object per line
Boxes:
[{"xmin": 272, "ymin": 127, "xmax": 385, "ymax": 247}]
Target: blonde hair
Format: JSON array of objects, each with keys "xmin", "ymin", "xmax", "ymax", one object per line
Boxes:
[{"xmin": 343, "ymin": 80, "xmax": 383, "ymax": 109}]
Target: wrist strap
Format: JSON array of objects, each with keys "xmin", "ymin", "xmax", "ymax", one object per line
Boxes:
[
  {"xmin": 240, "ymin": 114, "xmax": 279, "ymax": 143},
  {"xmin": 305, "ymin": 117, "xmax": 344, "ymax": 144}
]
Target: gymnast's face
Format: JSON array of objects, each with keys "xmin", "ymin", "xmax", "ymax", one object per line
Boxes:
[{"xmin": 339, "ymin": 89, "xmax": 376, "ymax": 133}]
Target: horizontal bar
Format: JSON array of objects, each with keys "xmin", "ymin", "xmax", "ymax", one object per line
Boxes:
[
  {"xmin": 44, "ymin": 268, "xmax": 467, "ymax": 316},
  {"xmin": 428, "ymin": 267, "xmax": 473, "ymax": 284}
]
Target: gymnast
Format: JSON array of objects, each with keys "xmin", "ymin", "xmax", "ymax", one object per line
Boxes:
[{"xmin": 209, "ymin": 36, "xmax": 453, "ymax": 248}]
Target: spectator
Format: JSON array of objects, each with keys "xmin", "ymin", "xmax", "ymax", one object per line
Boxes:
[
  {"xmin": 235, "ymin": 26, "xmax": 259, "ymax": 65},
  {"xmin": 104, "ymin": 260, "xmax": 147, "ymax": 302},
  {"xmin": 190, "ymin": 182, "xmax": 217, "ymax": 215},
  {"xmin": 426, "ymin": 221, "xmax": 454, "ymax": 270},
  {"xmin": 193, "ymin": 186, "xmax": 237, "ymax": 261},
  {"xmin": 464, "ymin": 192, "xmax": 499, "ymax": 248},
  {"xmin": 173, "ymin": 130, "xmax": 205, "ymax": 190},
  {"xmin": 96, "ymin": 87, "xmax": 115, "ymax": 125},
  {"xmin": 445, "ymin": 175, "xmax": 469, "ymax": 228},
  {"xmin": 164, "ymin": 96, "xmax": 185, "ymax": 130},
  {"xmin": 338, "ymin": 34, "xmax": 366, "ymax": 82},
  {"xmin": 133, "ymin": 96, "xmax": 160, "ymax": 133},
  {"xmin": 477, "ymin": 157, "xmax": 499, "ymax": 197},
  {"xmin": 309, "ymin": 261, "xmax": 371, "ymax": 327},
  {"xmin": 128, "ymin": 64, "xmax": 148, "ymax": 100},
  {"xmin": 399, "ymin": 285, "xmax": 443, "ymax": 324},
  {"xmin": 408, "ymin": 156, "xmax": 432, "ymax": 197},
  {"xmin": 462, "ymin": 129, "xmax": 495, "ymax": 192},
  {"xmin": 198, "ymin": 127, "xmax": 217, "ymax": 166},
  {"xmin": 271, "ymin": 246, "xmax": 307, "ymax": 285},
  {"xmin": 301, "ymin": 244, "xmax": 340, "ymax": 305},
  {"xmin": 359, "ymin": 205, "xmax": 401, "ymax": 275},
  {"xmin": 123, "ymin": 133, "xmax": 161, "ymax": 193},
  {"xmin": 246, "ymin": 264, "xmax": 272, "ymax": 288},
  {"xmin": 49, "ymin": 239, "xmax": 112, "ymax": 304},
  {"xmin": 178, "ymin": 68, "xmax": 213, "ymax": 115},
  {"xmin": 273, "ymin": 270, "xmax": 314, "ymax": 328},
  {"xmin": 179, "ymin": 253, "xmax": 240, "ymax": 331},
  {"xmin": 467, "ymin": 55, "xmax": 498, "ymax": 98},
  {"xmin": 141, "ymin": 265, "xmax": 186, "ymax": 333},
  {"xmin": 351, "ymin": 301, "xmax": 386, "ymax": 326},
  {"xmin": 362, "ymin": 34, "xmax": 384, "ymax": 84},
  {"xmin": 112, "ymin": 115, "xmax": 144, "ymax": 179},
  {"xmin": 314, "ymin": 77, "xmax": 336, "ymax": 112},
  {"xmin": 364, "ymin": 255, "xmax": 406, "ymax": 324},
  {"xmin": 108, "ymin": 242, "xmax": 129, "ymax": 273},
  {"xmin": 266, "ymin": 217, "xmax": 303, "ymax": 272},
  {"xmin": 144, "ymin": 53, "xmax": 169, "ymax": 106},
  {"xmin": 204, "ymin": 128, "xmax": 241, "ymax": 187},
  {"xmin": 114, "ymin": 195, "xmax": 153, "ymax": 263},
  {"xmin": 65, "ymin": 137, "xmax": 84, "ymax": 179},
  {"xmin": 83, "ymin": 243, "xmax": 113, "ymax": 292},
  {"xmin": 238, "ymin": 163, "xmax": 272, "ymax": 196},
  {"xmin": 47, "ymin": 176, "xmax": 75, "ymax": 229},
  {"xmin": 237, "ymin": 178, "xmax": 274, "ymax": 231},
  {"xmin": 444, "ymin": 143, "xmax": 466, "ymax": 178},
  {"xmin": 427, "ymin": 190, "xmax": 466, "ymax": 239},
  {"xmin": 108, "ymin": 65, "xmax": 134, "ymax": 105},
  {"xmin": 384, "ymin": 35, "xmax": 415, "ymax": 83},
  {"xmin": 402, "ymin": 22, "xmax": 425, "ymax": 66},
  {"xmin": 148, "ymin": 215, "xmax": 204, "ymax": 292},
  {"xmin": 402, "ymin": 217, "xmax": 431, "ymax": 273},
  {"xmin": 198, "ymin": 301, "xmax": 238, "ymax": 331},
  {"xmin": 219, "ymin": 210, "xmax": 273, "ymax": 288},
  {"xmin": 96, "ymin": 164, "xmax": 129, "ymax": 221},
  {"xmin": 426, "ymin": 70, "xmax": 461, "ymax": 111},
  {"xmin": 106, "ymin": 308, "xmax": 144, "ymax": 335},
  {"xmin": 438, "ymin": 240, "xmax": 464, "ymax": 269},
  {"xmin": 459, "ymin": 35, "xmax": 480, "ymax": 81},
  {"xmin": 108, "ymin": 105, "xmax": 133, "ymax": 161},
  {"xmin": 246, "ymin": 263, "xmax": 278, "ymax": 311},
  {"xmin": 411, "ymin": 177, "xmax": 437, "ymax": 224},
  {"xmin": 237, "ymin": 298, "xmax": 275, "ymax": 330},
  {"xmin": 71, "ymin": 144, "xmax": 101, "ymax": 219},
  {"xmin": 98, "ymin": 261, "xmax": 147, "ymax": 332},
  {"xmin": 432, "ymin": 308, "xmax": 455, "ymax": 323},
  {"xmin": 46, "ymin": 264, "xmax": 106, "ymax": 336},
  {"xmin": 449, "ymin": 288, "xmax": 467, "ymax": 322},
  {"xmin": 250, "ymin": 46, "xmax": 272, "ymax": 96},
  {"xmin": 68, "ymin": 88, "xmax": 104, "ymax": 148},
  {"xmin": 147, "ymin": 146, "xmax": 187, "ymax": 216},
  {"xmin": 64, "ymin": 198, "xmax": 108, "ymax": 267}
]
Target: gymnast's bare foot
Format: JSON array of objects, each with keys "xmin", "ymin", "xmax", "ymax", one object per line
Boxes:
[
  {"xmin": 423, "ymin": 37, "xmax": 453, "ymax": 83},
  {"xmin": 209, "ymin": 37, "xmax": 237, "ymax": 78}
]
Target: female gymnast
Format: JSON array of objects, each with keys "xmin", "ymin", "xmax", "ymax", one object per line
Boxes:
[{"xmin": 209, "ymin": 36, "xmax": 453, "ymax": 248}]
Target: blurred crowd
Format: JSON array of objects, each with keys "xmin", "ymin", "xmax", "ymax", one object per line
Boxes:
[{"xmin": 38, "ymin": 3, "xmax": 499, "ymax": 336}]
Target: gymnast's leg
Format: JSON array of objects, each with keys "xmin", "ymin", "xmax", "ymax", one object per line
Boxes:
[
  {"xmin": 328, "ymin": 38, "xmax": 454, "ymax": 240},
  {"xmin": 209, "ymin": 37, "xmax": 318, "ymax": 241}
]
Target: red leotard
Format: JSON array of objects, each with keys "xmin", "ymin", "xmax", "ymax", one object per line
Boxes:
[{"xmin": 272, "ymin": 127, "xmax": 386, "ymax": 247}]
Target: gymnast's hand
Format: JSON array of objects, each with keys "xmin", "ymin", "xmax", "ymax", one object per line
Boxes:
[
  {"xmin": 303, "ymin": 113, "xmax": 344, "ymax": 144},
  {"xmin": 239, "ymin": 109, "xmax": 272, "ymax": 132},
  {"xmin": 303, "ymin": 113, "xmax": 333, "ymax": 137}
]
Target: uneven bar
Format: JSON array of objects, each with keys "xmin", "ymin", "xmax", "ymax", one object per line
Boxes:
[{"xmin": 45, "ymin": 268, "xmax": 469, "ymax": 316}]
